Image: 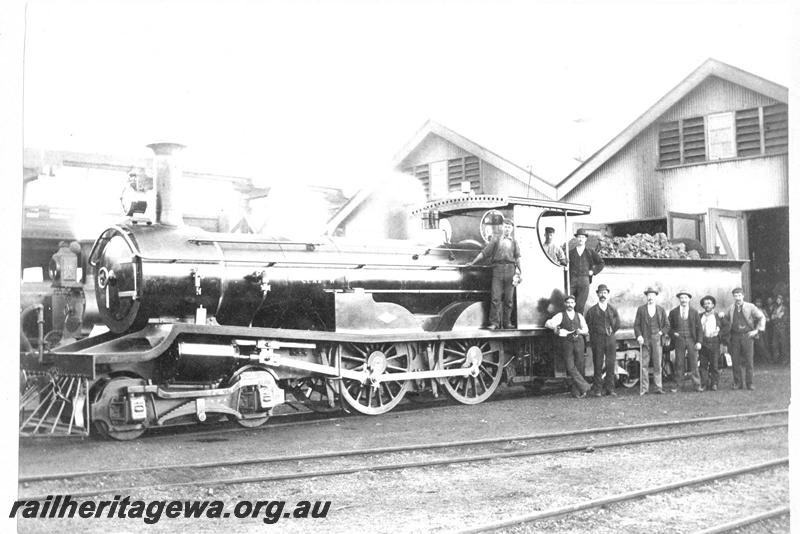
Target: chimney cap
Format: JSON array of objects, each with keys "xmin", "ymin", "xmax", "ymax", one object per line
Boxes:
[{"xmin": 146, "ymin": 142, "xmax": 186, "ymax": 155}]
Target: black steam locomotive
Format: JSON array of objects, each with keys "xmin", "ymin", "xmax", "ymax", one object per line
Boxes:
[{"xmin": 20, "ymin": 144, "xmax": 593, "ymax": 440}]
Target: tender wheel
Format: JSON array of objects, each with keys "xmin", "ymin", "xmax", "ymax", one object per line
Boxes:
[
  {"xmin": 338, "ymin": 342, "xmax": 412, "ymax": 415},
  {"xmin": 440, "ymin": 339, "xmax": 504, "ymax": 404},
  {"xmin": 91, "ymin": 377, "xmax": 147, "ymax": 441},
  {"xmin": 292, "ymin": 376, "xmax": 341, "ymax": 413}
]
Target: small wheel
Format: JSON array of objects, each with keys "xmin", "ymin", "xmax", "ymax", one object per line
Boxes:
[
  {"xmin": 440, "ymin": 339, "xmax": 504, "ymax": 404},
  {"xmin": 339, "ymin": 342, "xmax": 412, "ymax": 415},
  {"xmin": 91, "ymin": 377, "xmax": 147, "ymax": 441},
  {"xmin": 233, "ymin": 370, "xmax": 273, "ymax": 428},
  {"xmin": 616, "ymin": 355, "xmax": 640, "ymax": 388},
  {"xmin": 94, "ymin": 420, "xmax": 145, "ymax": 441}
]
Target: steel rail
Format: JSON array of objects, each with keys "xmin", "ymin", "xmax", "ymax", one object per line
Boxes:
[
  {"xmin": 19, "ymin": 421, "xmax": 787, "ymax": 500},
  {"xmin": 20, "ymin": 408, "xmax": 787, "ymax": 484},
  {"xmin": 690, "ymin": 506, "xmax": 790, "ymax": 534},
  {"xmin": 458, "ymin": 458, "xmax": 789, "ymax": 534}
]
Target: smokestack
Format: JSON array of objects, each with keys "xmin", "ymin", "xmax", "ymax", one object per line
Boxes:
[{"xmin": 147, "ymin": 142, "xmax": 186, "ymax": 226}]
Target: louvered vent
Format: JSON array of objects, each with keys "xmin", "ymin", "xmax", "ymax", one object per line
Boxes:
[
  {"xmin": 735, "ymin": 108, "xmax": 762, "ymax": 157},
  {"xmin": 658, "ymin": 121, "xmax": 681, "ymax": 167},
  {"xmin": 763, "ymin": 103, "xmax": 788, "ymax": 155}
]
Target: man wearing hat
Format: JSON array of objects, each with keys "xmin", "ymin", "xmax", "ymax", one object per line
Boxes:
[
  {"xmin": 468, "ymin": 217, "xmax": 521, "ymax": 329},
  {"xmin": 633, "ymin": 287, "xmax": 670, "ymax": 395},
  {"xmin": 543, "ymin": 227, "xmax": 566, "ymax": 265},
  {"xmin": 584, "ymin": 284, "xmax": 621, "ymax": 396},
  {"xmin": 545, "ymin": 295, "xmax": 593, "ymax": 398},
  {"xmin": 723, "ymin": 288, "xmax": 765, "ymax": 390},
  {"xmin": 568, "ymin": 228, "xmax": 605, "ymax": 314},
  {"xmin": 699, "ymin": 295, "xmax": 730, "ymax": 391},
  {"xmin": 667, "ymin": 291, "xmax": 703, "ymax": 392}
]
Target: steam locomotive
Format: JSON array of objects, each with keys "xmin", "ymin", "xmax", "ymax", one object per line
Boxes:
[{"xmin": 20, "ymin": 143, "xmax": 745, "ymax": 440}]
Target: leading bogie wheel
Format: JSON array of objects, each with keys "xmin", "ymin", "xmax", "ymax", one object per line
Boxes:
[
  {"xmin": 232, "ymin": 369, "xmax": 273, "ymax": 428},
  {"xmin": 338, "ymin": 342, "xmax": 412, "ymax": 415},
  {"xmin": 91, "ymin": 377, "xmax": 147, "ymax": 441},
  {"xmin": 440, "ymin": 339, "xmax": 504, "ymax": 404}
]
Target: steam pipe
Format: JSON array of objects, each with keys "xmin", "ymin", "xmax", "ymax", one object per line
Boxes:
[{"xmin": 20, "ymin": 303, "xmax": 45, "ymax": 362}]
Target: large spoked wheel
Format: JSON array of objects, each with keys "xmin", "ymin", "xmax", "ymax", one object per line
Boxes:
[
  {"xmin": 339, "ymin": 342, "xmax": 412, "ymax": 415},
  {"xmin": 91, "ymin": 377, "xmax": 147, "ymax": 441},
  {"xmin": 440, "ymin": 339, "xmax": 504, "ymax": 404}
]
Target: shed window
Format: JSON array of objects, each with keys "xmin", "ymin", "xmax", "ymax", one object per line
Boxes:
[{"xmin": 706, "ymin": 112, "xmax": 736, "ymax": 160}]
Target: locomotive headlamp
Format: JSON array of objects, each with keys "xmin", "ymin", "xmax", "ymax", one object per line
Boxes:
[{"xmin": 49, "ymin": 241, "xmax": 81, "ymax": 287}]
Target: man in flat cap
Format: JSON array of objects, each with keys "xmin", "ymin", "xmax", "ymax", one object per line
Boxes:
[
  {"xmin": 634, "ymin": 287, "xmax": 669, "ymax": 395},
  {"xmin": 698, "ymin": 295, "xmax": 730, "ymax": 391},
  {"xmin": 568, "ymin": 228, "xmax": 604, "ymax": 314},
  {"xmin": 668, "ymin": 290, "xmax": 703, "ymax": 392},
  {"xmin": 543, "ymin": 226, "xmax": 566, "ymax": 266},
  {"xmin": 469, "ymin": 217, "xmax": 521, "ymax": 329},
  {"xmin": 723, "ymin": 288, "xmax": 765, "ymax": 390},
  {"xmin": 545, "ymin": 295, "xmax": 592, "ymax": 398},
  {"xmin": 584, "ymin": 284, "xmax": 620, "ymax": 396}
]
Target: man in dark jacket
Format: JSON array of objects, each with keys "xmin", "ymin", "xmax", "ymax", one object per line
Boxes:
[
  {"xmin": 634, "ymin": 287, "xmax": 669, "ymax": 395},
  {"xmin": 584, "ymin": 284, "xmax": 620, "ymax": 397},
  {"xmin": 667, "ymin": 290, "xmax": 704, "ymax": 392},
  {"xmin": 568, "ymin": 228, "xmax": 605, "ymax": 314}
]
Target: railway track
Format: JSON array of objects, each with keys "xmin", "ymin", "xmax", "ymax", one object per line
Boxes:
[
  {"xmin": 19, "ymin": 409, "xmax": 787, "ymax": 501},
  {"xmin": 457, "ymin": 458, "xmax": 789, "ymax": 533}
]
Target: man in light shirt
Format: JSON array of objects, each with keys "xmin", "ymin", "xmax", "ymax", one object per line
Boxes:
[
  {"xmin": 543, "ymin": 227, "xmax": 566, "ymax": 265},
  {"xmin": 545, "ymin": 295, "xmax": 592, "ymax": 398},
  {"xmin": 698, "ymin": 295, "xmax": 730, "ymax": 391},
  {"xmin": 469, "ymin": 218, "xmax": 521, "ymax": 330}
]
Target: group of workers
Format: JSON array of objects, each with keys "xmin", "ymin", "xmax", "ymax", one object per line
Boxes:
[{"xmin": 469, "ymin": 217, "xmax": 772, "ymax": 398}]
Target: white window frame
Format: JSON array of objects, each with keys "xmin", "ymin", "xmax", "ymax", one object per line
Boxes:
[{"xmin": 706, "ymin": 111, "xmax": 736, "ymax": 161}]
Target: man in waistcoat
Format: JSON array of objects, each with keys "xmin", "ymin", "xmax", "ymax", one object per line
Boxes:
[
  {"xmin": 568, "ymin": 228, "xmax": 605, "ymax": 314},
  {"xmin": 634, "ymin": 287, "xmax": 670, "ymax": 395},
  {"xmin": 723, "ymin": 287, "xmax": 765, "ymax": 390},
  {"xmin": 545, "ymin": 295, "xmax": 592, "ymax": 398},
  {"xmin": 584, "ymin": 284, "xmax": 620, "ymax": 397},
  {"xmin": 698, "ymin": 295, "xmax": 730, "ymax": 391},
  {"xmin": 667, "ymin": 291, "xmax": 704, "ymax": 392},
  {"xmin": 468, "ymin": 217, "xmax": 521, "ymax": 330}
]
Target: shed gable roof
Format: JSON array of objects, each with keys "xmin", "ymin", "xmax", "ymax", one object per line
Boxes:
[
  {"xmin": 555, "ymin": 58, "xmax": 789, "ymax": 198},
  {"xmin": 393, "ymin": 119, "xmax": 557, "ymax": 199}
]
